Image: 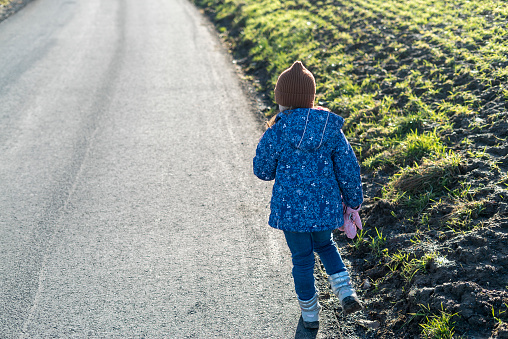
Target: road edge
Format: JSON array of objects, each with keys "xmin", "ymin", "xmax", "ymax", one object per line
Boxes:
[{"xmin": 0, "ymin": 0, "xmax": 34, "ymax": 24}]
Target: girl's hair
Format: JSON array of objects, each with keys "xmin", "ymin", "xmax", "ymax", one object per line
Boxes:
[{"xmin": 265, "ymin": 106, "xmax": 295, "ymax": 128}]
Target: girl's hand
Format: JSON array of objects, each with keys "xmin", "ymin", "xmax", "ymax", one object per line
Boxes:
[{"xmin": 339, "ymin": 205, "xmax": 363, "ymax": 239}]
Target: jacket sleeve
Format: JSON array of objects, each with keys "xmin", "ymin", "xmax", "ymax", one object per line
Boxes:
[
  {"xmin": 332, "ymin": 130, "xmax": 364, "ymax": 207},
  {"xmin": 253, "ymin": 126, "xmax": 280, "ymax": 181}
]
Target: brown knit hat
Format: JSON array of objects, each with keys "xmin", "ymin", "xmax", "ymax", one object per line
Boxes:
[{"xmin": 274, "ymin": 61, "xmax": 316, "ymax": 108}]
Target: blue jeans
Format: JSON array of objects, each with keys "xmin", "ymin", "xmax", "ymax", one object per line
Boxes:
[{"xmin": 283, "ymin": 230, "xmax": 346, "ymax": 301}]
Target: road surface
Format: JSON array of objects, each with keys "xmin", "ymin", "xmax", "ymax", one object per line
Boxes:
[{"xmin": 0, "ymin": 0, "xmax": 342, "ymax": 337}]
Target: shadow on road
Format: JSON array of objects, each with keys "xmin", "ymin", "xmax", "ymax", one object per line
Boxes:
[{"xmin": 294, "ymin": 316, "xmax": 318, "ymax": 339}]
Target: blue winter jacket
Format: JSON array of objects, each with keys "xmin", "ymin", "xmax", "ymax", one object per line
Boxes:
[{"xmin": 253, "ymin": 107, "xmax": 363, "ymax": 233}]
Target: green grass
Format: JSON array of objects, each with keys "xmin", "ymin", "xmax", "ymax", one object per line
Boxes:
[
  {"xmin": 364, "ymin": 129, "xmax": 448, "ymax": 170},
  {"xmin": 382, "ymin": 152, "xmax": 462, "ymax": 211},
  {"xmin": 368, "ymin": 227, "xmax": 386, "ymax": 257},
  {"xmin": 194, "ymin": 0, "xmax": 505, "ymax": 154},
  {"xmin": 419, "ymin": 304, "xmax": 458, "ymax": 339},
  {"xmin": 387, "ymin": 250, "xmax": 439, "ymax": 282},
  {"xmin": 492, "ymin": 302, "xmax": 508, "ymax": 324},
  {"xmin": 443, "ymin": 199, "xmax": 488, "ymax": 232},
  {"xmin": 351, "ymin": 227, "xmax": 367, "ymax": 250}
]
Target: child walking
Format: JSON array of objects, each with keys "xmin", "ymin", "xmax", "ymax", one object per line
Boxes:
[{"xmin": 253, "ymin": 61, "xmax": 364, "ymax": 329}]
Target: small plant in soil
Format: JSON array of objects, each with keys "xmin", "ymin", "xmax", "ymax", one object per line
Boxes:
[
  {"xmin": 368, "ymin": 227, "xmax": 386, "ymax": 257},
  {"xmin": 386, "ymin": 250, "xmax": 410, "ymax": 273},
  {"xmin": 387, "ymin": 250, "xmax": 438, "ymax": 283},
  {"xmin": 491, "ymin": 303, "xmax": 508, "ymax": 325},
  {"xmin": 443, "ymin": 198, "xmax": 488, "ymax": 232},
  {"xmin": 419, "ymin": 304, "xmax": 458, "ymax": 339},
  {"xmin": 351, "ymin": 227, "xmax": 367, "ymax": 250}
]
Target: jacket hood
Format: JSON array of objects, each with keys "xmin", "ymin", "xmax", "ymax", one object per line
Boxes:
[{"xmin": 277, "ymin": 108, "xmax": 344, "ymax": 151}]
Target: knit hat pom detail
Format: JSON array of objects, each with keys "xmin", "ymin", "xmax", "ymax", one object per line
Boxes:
[
  {"xmin": 274, "ymin": 61, "xmax": 316, "ymax": 108},
  {"xmin": 292, "ymin": 61, "xmax": 304, "ymax": 71}
]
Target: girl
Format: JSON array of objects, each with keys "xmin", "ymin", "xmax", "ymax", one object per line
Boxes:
[{"xmin": 253, "ymin": 61, "xmax": 364, "ymax": 329}]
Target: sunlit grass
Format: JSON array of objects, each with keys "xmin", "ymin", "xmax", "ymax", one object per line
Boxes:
[
  {"xmin": 382, "ymin": 152, "xmax": 463, "ymax": 211},
  {"xmin": 419, "ymin": 304, "xmax": 458, "ymax": 339},
  {"xmin": 387, "ymin": 250, "xmax": 439, "ymax": 283}
]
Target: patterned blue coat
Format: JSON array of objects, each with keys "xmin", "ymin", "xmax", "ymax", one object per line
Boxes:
[{"xmin": 253, "ymin": 107, "xmax": 363, "ymax": 233}]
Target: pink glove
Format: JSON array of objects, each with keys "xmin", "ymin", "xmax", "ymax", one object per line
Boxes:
[{"xmin": 339, "ymin": 204, "xmax": 363, "ymax": 239}]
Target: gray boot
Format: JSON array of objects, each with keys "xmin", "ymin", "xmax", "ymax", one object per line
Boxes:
[
  {"xmin": 298, "ymin": 293, "xmax": 321, "ymax": 329},
  {"xmin": 328, "ymin": 271, "xmax": 363, "ymax": 314}
]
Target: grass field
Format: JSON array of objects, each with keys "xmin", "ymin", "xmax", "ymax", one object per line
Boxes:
[
  {"xmin": 0, "ymin": 0, "xmax": 13, "ymax": 6},
  {"xmin": 193, "ymin": 0, "xmax": 508, "ymax": 337}
]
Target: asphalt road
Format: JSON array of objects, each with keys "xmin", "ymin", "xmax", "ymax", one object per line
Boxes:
[{"xmin": 0, "ymin": 0, "xmax": 345, "ymax": 337}]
